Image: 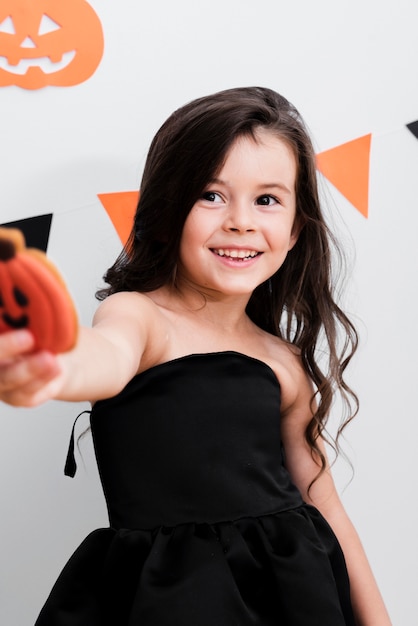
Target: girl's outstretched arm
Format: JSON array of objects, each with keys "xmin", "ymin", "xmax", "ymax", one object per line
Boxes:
[
  {"xmin": 281, "ymin": 364, "xmax": 392, "ymax": 626},
  {"xmin": 0, "ymin": 292, "xmax": 164, "ymax": 407}
]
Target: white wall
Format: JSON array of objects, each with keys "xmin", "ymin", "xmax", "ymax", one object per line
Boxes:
[{"xmin": 1, "ymin": 0, "xmax": 416, "ymax": 623}]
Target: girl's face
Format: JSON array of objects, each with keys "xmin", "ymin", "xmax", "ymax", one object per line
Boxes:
[{"xmin": 178, "ymin": 130, "xmax": 299, "ymax": 300}]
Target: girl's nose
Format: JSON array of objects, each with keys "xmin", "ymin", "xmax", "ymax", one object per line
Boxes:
[{"xmin": 223, "ymin": 203, "xmax": 256, "ymax": 233}]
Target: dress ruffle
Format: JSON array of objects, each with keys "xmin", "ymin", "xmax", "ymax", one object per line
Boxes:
[{"xmin": 35, "ymin": 505, "xmax": 354, "ymax": 626}]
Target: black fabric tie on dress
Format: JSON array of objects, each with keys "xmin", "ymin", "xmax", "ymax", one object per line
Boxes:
[{"xmin": 64, "ymin": 410, "xmax": 91, "ymax": 478}]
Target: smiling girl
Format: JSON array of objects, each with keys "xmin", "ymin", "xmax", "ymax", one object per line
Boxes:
[{"xmin": 0, "ymin": 87, "xmax": 391, "ymax": 625}]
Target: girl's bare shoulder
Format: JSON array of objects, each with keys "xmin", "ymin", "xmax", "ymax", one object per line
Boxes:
[
  {"xmin": 94, "ymin": 290, "xmax": 163, "ymax": 316},
  {"xmin": 93, "ymin": 291, "xmax": 172, "ymax": 372}
]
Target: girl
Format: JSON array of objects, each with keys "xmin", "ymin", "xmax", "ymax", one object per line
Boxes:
[{"xmin": 0, "ymin": 87, "xmax": 391, "ymax": 625}]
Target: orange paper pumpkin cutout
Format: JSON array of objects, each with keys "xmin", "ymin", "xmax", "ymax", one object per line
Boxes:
[
  {"xmin": 0, "ymin": 228, "xmax": 78, "ymax": 353},
  {"xmin": 0, "ymin": 0, "xmax": 104, "ymax": 90}
]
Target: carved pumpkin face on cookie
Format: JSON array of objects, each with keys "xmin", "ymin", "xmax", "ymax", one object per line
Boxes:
[
  {"xmin": 0, "ymin": 0, "xmax": 104, "ymax": 89},
  {"xmin": 0, "ymin": 228, "xmax": 78, "ymax": 353},
  {"xmin": 0, "ymin": 240, "xmax": 29, "ymax": 330}
]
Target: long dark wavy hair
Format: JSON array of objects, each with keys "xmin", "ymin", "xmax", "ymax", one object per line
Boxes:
[{"xmin": 97, "ymin": 86, "xmax": 358, "ymax": 482}]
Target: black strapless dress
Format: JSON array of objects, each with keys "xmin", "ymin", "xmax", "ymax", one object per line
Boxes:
[{"xmin": 35, "ymin": 352, "xmax": 355, "ymax": 625}]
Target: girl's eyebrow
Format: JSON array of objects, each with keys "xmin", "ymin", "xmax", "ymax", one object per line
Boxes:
[
  {"xmin": 209, "ymin": 178, "xmax": 293, "ymax": 195},
  {"xmin": 257, "ymin": 183, "xmax": 293, "ymax": 195}
]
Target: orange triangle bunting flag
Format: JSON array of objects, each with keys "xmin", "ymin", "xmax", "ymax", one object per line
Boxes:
[
  {"xmin": 97, "ymin": 191, "xmax": 139, "ymax": 245},
  {"xmin": 316, "ymin": 134, "xmax": 372, "ymax": 218}
]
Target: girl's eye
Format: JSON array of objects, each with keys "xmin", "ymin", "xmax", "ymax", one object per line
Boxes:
[
  {"xmin": 202, "ymin": 191, "xmax": 222, "ymax": 203},
  {"xmin": 256, "ymin": 195, "xmax": 279, "ymax": 206}
]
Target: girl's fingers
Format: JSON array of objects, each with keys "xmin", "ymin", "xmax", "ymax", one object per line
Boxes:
[
  {"xmin": 0, "ymin": 351, "xmax": 61, "ymax": 400},
  {"xmin": 0, "ymin": 330, "xmax": 35, "ymax": 362}
]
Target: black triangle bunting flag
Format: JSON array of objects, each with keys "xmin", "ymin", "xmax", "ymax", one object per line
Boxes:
[
  {"xmin": 0, "ymin": 214, "xmax": 53, "ymax": 253},
  {"xmin": 406, "ymin": 121, "xmax": 418, "ymax": 139}
]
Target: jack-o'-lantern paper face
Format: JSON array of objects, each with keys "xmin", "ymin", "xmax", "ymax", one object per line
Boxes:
[{"xmin": 0, "ymin": 0, "xmax": 104, "ymax": 90}]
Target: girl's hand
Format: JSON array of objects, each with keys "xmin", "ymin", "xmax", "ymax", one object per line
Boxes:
[{"xmin": 0, "ymin": 330, "xmax": 61, "ymax": 407}]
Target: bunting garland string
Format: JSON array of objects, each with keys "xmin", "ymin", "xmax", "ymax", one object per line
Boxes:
[{"xmin": 1, "ymin": 122, "xmax": 417, "ymax": 251}]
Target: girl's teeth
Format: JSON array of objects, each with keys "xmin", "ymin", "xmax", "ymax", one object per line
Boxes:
[{"xmin": 215, "ymin": 249, "xmax": 258, "ymax": 259}]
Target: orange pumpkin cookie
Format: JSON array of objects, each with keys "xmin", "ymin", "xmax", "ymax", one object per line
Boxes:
[{"xmin": 0, "ymin": 227, "xmax": 78, "ymax": 353}]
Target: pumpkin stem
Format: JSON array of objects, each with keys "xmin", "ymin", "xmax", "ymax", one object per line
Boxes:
[{"xmin": 0, "ymin": 238, "xmax": 16, "ymax": 261}]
